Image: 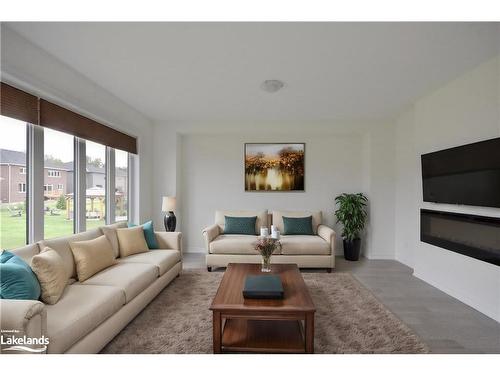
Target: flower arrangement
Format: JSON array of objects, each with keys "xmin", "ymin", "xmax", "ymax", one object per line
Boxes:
[{"xmin": 254, "ymin": 237, "xmax": 281, "ymax": 272}]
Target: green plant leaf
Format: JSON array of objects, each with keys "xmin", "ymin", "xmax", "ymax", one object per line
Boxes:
[{"xmin": 334, "ymin": 193, "xmax": 368, "ymax": 241}]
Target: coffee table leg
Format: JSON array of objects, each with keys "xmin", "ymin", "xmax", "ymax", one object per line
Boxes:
[
  {"xmin": 213, "ymin": 311, "xmax": 222, "ymax": 353},
  {"xmin": 305, "ymin": 313, "xmax": 314, "ymax": 353}
]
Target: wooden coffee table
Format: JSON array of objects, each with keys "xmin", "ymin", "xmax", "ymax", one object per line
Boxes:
[{"xmin": 210, "ymin": 263, "xmax": 316, "ymax": 354}]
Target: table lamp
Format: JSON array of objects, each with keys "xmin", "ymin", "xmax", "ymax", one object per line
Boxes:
[{"xmin": 162, "ymin": 196, "xmax": 176, "ymax": 231}]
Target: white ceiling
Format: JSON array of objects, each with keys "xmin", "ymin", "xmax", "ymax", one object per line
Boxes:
[{"xmin": 4, "ymin": 22, "xmax": 500, "ymax": 131}]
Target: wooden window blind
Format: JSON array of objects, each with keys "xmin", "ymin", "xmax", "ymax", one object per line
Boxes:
[
  {"xmin": 1, "ymin": 82, "xmax": 137, "ymax": 154},
  {"xmin": 39, "ymin": 100, "xmax": 137, "ymax": 154},
  {"xmin": 0, "ymin": 82, "xmax": 39, "ymax": 124}
]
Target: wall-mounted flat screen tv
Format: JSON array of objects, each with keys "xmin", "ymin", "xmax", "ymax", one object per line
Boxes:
[{"xmin": 421, "ymin": 137, "xmax": 500, "ymax": 208}]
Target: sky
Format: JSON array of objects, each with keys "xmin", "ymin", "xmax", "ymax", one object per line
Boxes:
[{"xmin": 0, "ymin": 116, "xmax": 127, "ymax": 167}]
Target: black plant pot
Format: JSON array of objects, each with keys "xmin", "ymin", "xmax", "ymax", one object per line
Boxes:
[{"xmin": 343, "ymin": 238, "xmax": 361, "ymax": 261}]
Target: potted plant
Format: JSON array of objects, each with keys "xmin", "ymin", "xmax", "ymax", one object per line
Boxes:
[{"xmin": 334, "ymin": 193, "xmax": 368, "ymax": 261}]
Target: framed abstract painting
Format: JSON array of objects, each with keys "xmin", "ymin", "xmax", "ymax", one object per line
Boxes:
[{"xmin": 244, "ymin": 143, "xmax": 305, "ymax": 191}]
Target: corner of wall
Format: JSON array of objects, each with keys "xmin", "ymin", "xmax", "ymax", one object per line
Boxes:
[
  {"xmin": 151, "ymin": 123, "xmax": 181, "ymax": 231},
  {"xmin": 361, "ymin": 121, "xmax": 397, "ymax": 259}
]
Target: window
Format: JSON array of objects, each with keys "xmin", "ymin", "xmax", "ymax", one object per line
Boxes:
[
  {"xmin": 44, "ymin": 128, "xmax": 74, "ymax": 238},
  {"xmin": 1, "ymin": 83, "xmax": 137, "ymax": 246},
  {"xmin": 48, "ymin": 170, "xmax": 61, "ymax": 177},
  {"xmin": 0, "ymin": 115, "xmax": 27, "ymax": 249},
  {"xmin": 115, "ymin": 149, "xmax": 129, "ymax": 221},
  {"xmin": 86, "ymin": 140, "xmax": 106, "ymax": 229}
]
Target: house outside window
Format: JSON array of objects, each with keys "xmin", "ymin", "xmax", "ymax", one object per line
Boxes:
[
  {"xmin": 20, "ymin": 167, "xmax": 26, "ymax": 174},
  {"xmin": 57, "ymin": 184, "xmax": 64, "ymax": 190},
  {"xmin": 44, "ymin": 184, "xmax": 53, "ymax": 192},
  {"xmin": 1, "ymin": 115, "xmax": 28, "ymax": 248},
  {"xmin": 48, "ymin": 170, "xmax": 61, "ymax": 177}
]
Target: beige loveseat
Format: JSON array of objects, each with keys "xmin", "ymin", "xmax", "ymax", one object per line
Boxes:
[
  {"xmin": 203, "ymin": 210, "xmax": 335, "ymax": 272},
  {"xmin": 0, "ymin": 222, "xmax": 182, "ymax": 354}
]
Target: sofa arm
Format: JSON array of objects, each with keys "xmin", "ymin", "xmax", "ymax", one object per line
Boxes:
[
  {"xmin": 155, "ymin": 231, "xmax": 183, "ymax": 253},
  {"xmin": 318, "ymin": 224, "xmax": 336, "ymax": 256},
  {"xmin": 0, "ymin": 299, "xmax": 47, "ymax": 353},
  {"xmin": 202, "ymin": 224, "xmax": 220, "ymax": 252}
]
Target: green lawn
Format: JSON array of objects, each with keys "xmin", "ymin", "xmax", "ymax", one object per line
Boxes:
[
  {"xmin": 0, "ymin": 209, "xmax": 27, "ymax": 249},
  {"xmin": 0, "ymin": 201, "xmax": 105, "ymax": 250}
]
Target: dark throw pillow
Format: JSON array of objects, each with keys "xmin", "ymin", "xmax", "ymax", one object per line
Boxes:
[
  {"xmin": 224, "ymin": 216, "xmax": 257, "ymax": 235},
  {"xmin": 282, "ymin": 216, "xmax": 314, "ymax": 235}
]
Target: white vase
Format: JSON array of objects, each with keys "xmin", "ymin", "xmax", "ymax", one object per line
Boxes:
[{"xmin": 271, "ymin": 230, "xmax": 280, "ymax": 240}]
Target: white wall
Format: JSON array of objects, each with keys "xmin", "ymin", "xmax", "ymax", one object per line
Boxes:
[
  {"xmin": 394, "ymin": 109, "xmax": 419, "ymax": 268},
  {"xmin": 394, "ymin": 56, "xmax": 500, "ymax": 322},
  {"xmin": 1, "ymin": 26, "xmax": 155, "ymax": 223},
  {"xmin": 179, "ymin": 133, "xmax": 365, "ymax": 254},
  {"xmin": 363, "ymin": 124, "xmax": 396, "ymax": 259},
  {"xmin": 152, "ymin": 123, "xmax": 182, "ymax": 230}
]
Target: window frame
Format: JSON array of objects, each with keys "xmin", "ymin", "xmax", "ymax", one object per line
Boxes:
[{"xmin": 1, "ymin": 116, "xmax": 135, "ymax": 246}]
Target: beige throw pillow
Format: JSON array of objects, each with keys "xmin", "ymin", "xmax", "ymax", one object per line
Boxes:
[
  {"xmin": 99, "ymin": 222, "xmax": 128, "ymax": 258},
  {"xmin": 116, "ymin": 226, "xmax": 149, "ymax": 257},
  {"xmin": 31, "ymin": 247, "xmax": 68, "ymax": 305},
  {"xmin": 69, "ymin": 235, "xmax": 116, "ymax": 282}
]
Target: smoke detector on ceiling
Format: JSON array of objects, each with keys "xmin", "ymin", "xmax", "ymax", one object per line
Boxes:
[{"xmin": 261, "ymin": 79, "xmax": 285, "ymax": 93}]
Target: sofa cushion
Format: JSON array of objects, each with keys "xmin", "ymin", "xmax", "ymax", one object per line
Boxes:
[
  {"xmin": 82, "ymin": 262, "xmax": 157, "ymax": 303},
  {"xmin": 45, "ymin": 284, "xmax": 124, "ymax": 354},
  {"xmin": 99, "ymin": 221, "xmax": 128, "ymax": 258},
  {"xmin": 272, "ymin": 211, "xmax": 322, "ymax": 235},
  {"xmin": 280, "ymin": 235, "xmax": 330, "ymax": 255},
  {"xmin": 39, "ymin": 228, "xmax": 102, "ymax": 279},
  {"xmin": 118, "ymin": 250, "xmax": 181, "ymax": 276},
  {"xmin": 69, "ymin": 235, "xmax": 117, "ymax": 282},
  {"xmin": 224, "ymin": 216, "xmax": 257, "ymax": 235},
  {"xmin": 128, "ymin": 221, "xmax": 159, "ymax": 249},
  {"xmin": 215, "ymin": 210, "xmax": 268, "ymax": 234},
  {"xmin": 7, "ymin": 243, "xmax": 40, "ymax": 265},
  {"xmin": 116, "ymin": 226, "xmax": 149, "ymax": 258},
  {"xmin": 282, "ymin": 216, "xmax": 314, "ymax": 235},
  {"xmin": 31, "ymin": 247, "xmax": 68, "ymax": 305},
  {"xmin": 209, "ymin": 235, "xmax": 277, "ymax": 255},
  {"xmin": 0, "ymin": 251, "xmax": 41, "ymax": 300}
]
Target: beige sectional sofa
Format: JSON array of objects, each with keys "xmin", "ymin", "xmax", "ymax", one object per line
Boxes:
[
  {"xmin": 203, "ymin": 210, "xmax": 335, "ymax": 272},
  {"xmin": 0, "ymin": 222, "xmax": 182, "ymax": 354}
]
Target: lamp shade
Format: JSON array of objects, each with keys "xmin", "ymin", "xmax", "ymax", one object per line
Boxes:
[{"xmin": 162, "ymin": 196, "xmax": 176, "ymax": 212}]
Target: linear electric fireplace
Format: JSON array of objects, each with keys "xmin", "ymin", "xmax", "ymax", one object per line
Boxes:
[{"xmin": 421, "ymin": 209, "xmax": 500, "ymax": 266}]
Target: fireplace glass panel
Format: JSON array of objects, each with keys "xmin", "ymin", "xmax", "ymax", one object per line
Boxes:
[{"xmin": 421, "ymin": 210, "xmax": 500, "ymax": 266}]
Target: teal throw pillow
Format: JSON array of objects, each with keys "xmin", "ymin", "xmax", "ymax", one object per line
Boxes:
[
  {"xmin": 0, "ymin": 250, "xmax": 41, "ymax": 300},
  {"xmin": 128, "ymin": 221, "xmax": 159, "ymax": 249},
  {"xmin": 282, "ymin": 216, "xmax": 314, "ymax": 235},
  {"xmin": 224, "ymin": 216, "xmax": 257, "ymax": 235}
]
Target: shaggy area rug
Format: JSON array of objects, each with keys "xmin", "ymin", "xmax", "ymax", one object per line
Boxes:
[{"xmin": 101, "ymin": 271, "xmax": 428, "ymax": 354}]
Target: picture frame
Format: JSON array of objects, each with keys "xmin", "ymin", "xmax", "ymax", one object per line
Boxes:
[{"xmin": 244, "ymin": 143, "xmax": 305, "ymax": 192}]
